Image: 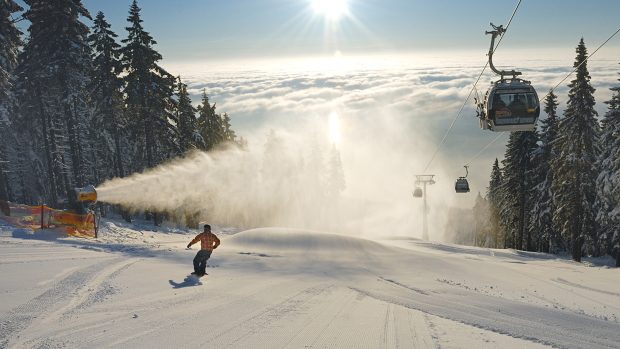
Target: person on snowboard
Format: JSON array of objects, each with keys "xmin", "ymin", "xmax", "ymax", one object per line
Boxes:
[{"xmin": 187, "ymin": 224, "xmax": 220, "ymax": 276}]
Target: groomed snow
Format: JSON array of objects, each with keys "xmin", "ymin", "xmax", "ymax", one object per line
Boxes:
[{"xmin": 1, "ymin": 219, "xmax": 618, "ymax": 348}]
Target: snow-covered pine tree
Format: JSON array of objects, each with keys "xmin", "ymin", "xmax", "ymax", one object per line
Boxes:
[
  {"xmin": 472, "ymin": 192, "xmax": 490, "ymax": 247},
  {"xmin": 222, "ymin": 113, "xmax": 237, "ymax": 143},
  {"xmin": 551, "ymin": 39, "xmax": 600, "ymax": 262},
  {"xmin": 260, "ymin": 129, "xmax": 296, "ymax": 226},
  {"xmin": 305, "ymin": 133, "xmax": 328, "ymax": 228},
  {"xmin": 595, "ymin": 63, "xmax": 620, "ymax": 266},
  {"xmin": 487, "ymin": 158, "xmax": 503, "ymax": 248},
  {"xmin": 0, "ymin": 0, "xmax": 22, "ymax": 202},
  {"xmin": 236, "ymin": 136, "xmax": 249, "ymax": 150},
  {"xmin": 196, "ymin": 90, "xmax": 225, "ymax": 151},
  {"xmin": 176, "ymin": 77, "xmax": 202, "ymax": 152},
  {"xmin": 88, "ymin": 11, "xmax": 127, "ymax": 182},
  {"xmin": 306, "ymin": 133, "xmax": 326, "ymax": 196},
  {"xmin": 528, "ymin": 91, "xmax": 560, "ymax": 253},
  {"xmin": 326, "ymin": 144, "xmax": 345, "ymax": 199},
  {"xmin": 500, "ymin": 131, "xmax": 538, "ymax": 251},
  {"xmin": 325, "ymin": 144, "xmax": 345, "ymax": 230},
  {"xmin": 121, "ymin": 0, "xmax": 177, "ymax": 171},
  {"xmin": 14, "ymin": 0, "xmax": 94, "ymax": 207}
]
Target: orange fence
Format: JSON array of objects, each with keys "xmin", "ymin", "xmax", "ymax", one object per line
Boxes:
[{"xmin": 0, "ymin": 201, "xmax": 96, "ymax": 238}]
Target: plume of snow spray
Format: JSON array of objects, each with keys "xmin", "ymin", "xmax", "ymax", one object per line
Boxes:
[
  {"xmin": 96, "ymin": 123, "xmax": 456, "ymax": 239},
  {"xmin": 96, "ymin": 132, "xmax": 350, "ymax": 231}
]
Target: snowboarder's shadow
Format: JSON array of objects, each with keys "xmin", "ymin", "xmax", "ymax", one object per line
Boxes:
[{"xmin": 168, "ymin": 275, "xmax": 202, "ymax": 289}]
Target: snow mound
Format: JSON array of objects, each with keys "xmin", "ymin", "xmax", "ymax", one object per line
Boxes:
[{"xmin": 227, "ymin": 227, "xmax": 391, "ymax": 253}]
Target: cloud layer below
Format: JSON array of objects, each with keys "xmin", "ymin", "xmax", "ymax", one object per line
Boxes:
[{"xmin": 160, "ymin": 49, "xmax": 620, "ymax": 239}]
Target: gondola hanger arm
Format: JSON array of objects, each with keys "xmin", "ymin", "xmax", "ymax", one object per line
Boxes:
[{"xmin": 486, "ymin": 23, "xmax": 522, "ymax": 79}]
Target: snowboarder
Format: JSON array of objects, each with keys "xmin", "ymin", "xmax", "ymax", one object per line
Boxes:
[{"xmin": 187, "ymin": 224, "xmax": 220, "ymax": 276}]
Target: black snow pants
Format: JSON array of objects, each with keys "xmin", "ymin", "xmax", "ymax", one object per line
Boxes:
[{"xmin": 193, "ymin": 250, "xmax": 212, "ymax": 274}]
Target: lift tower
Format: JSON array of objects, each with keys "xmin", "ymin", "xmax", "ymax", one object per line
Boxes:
[{"xmin": 413, "ymin": 175, "xmax": 435, "ymax": 241}]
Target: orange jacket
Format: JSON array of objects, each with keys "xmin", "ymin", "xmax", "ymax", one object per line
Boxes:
[{"xmin": 188, "ymin": 232, "xmax": 220, "ymax": 251}]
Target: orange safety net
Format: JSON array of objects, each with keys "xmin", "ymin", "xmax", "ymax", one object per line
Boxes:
[{"xmin": 0, "ymin": 201, "xmax": 96, "ymax": 238}]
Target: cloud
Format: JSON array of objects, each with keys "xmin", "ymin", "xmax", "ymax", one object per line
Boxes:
[{"xmin": 161, "ymin": 52, "xmax": 620, "ymax": 240}]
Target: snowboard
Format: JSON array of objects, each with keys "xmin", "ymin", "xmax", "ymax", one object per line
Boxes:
[{"xmin": 190, "ymin": 272, "xmax": 208, "ymax": 279}]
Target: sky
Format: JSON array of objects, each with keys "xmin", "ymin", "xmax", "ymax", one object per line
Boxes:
[
  {"xmin": 13, "ymin": 0, "xmax": 620, "ymax": 215},
  {"xmin": 61, "ymin": 0, "xmax": 620, "ymax": 61}
]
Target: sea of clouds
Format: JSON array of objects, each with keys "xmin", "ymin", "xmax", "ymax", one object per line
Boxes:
[{"xmin": 168, "ymin": 50, "xmax": 620, "ymax": 189}]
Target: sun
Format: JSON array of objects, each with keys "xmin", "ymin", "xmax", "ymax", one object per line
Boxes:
[{"xmin": 312, "ymin": 0, "xmax": 349, "ymax": 21}]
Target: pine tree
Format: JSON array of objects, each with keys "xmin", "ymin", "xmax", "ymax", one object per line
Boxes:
[
  {"xmin": 595, "ymin": 63, "xmax": 620, "ymax": 266},
  {"xmin": 236, "ymin": 136, "xmax": 249, "ymax": 150},
  {"xmin": 121, "ymin": 0, "xmax": 177, "ymax": 170},
  {"xmin": 88, "ymin": 11, "xmax": 127, "ymax": 181},
  {"xmin": 529, "ymin": 91, "xmax": 560, "ymax": 253},
  {"xmin": 324, "ymin": 144, "xmax": 345, "ymax": 230},
  {"xmin": 472, "ymin": 192, "xmax": 490, "ymax": 247},
  {"xmin": 551, "ymin": 38, "xmax": 600, "ymax": 262},
  {"xmin": 0, "ymin": 0, "xmax": 22, "ymax": 202},
  {"xmin": 306, "ymin": 133, "xmax": 325, "ymax": 196},
  {"xmin": 176, "ymin": 77, "xmax": 202, "ymax": 152},
  {"xmin": 500, "ymin": 131, "xmax": 538, "ymax": 250},
  {"xmin": 260, "ymin": 129, "xmax": 295, "ymax": 225},
  {"xmin": 14, "ymin": 0, "xmax": 94, "ymax": 206},
  {"xmin": 222, "ymin": 112, "xmax": 237, "ymax": 143},
  {"xmin": 487, "ymin": 158, "xmax": 503, "ymax": 248},
  {"xmin": 196, "ymin": 90, "xmax": 224, "ymax": 151},
  {"xmin": 326, "ymin": 144, "xmax": 346, "ymax": 199}
]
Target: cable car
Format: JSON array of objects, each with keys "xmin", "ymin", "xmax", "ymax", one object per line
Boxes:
[
  {"xmin": 455, "ymin": 166, "xmax": 470, "ymax": 193},
  {"xmin": 480, "ymin": 79, "xmax": 540, "ymax": 131},
  {"xmin": 413, "ymin": 187, "xmax": 423, "ymax": 198},
  {"xmin": 455, "ymin": 178, "xmax": 470, "ymax": 193},
  {"xmin": 477, "ymin": 23, "xmax": 540, "ymax": 132}
]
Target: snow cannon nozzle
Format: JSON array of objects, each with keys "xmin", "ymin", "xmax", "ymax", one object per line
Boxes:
[{"xmin": 75, "ymin": 185, "xmax": 97, "ymax": 202}]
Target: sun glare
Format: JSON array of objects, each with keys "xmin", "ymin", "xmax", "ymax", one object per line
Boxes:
[
  {"xmin": 328, "ymin": 111, "xmax": 341, "ymax": 145},
  {"xmin": 312, "ymin": 0, "xmax": 349, "ymax": 20}
]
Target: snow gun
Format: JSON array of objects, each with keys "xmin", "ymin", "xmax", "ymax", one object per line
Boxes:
[{"xmin": 75, "ymin": 185, "xmax": 97, "ymax": 203}]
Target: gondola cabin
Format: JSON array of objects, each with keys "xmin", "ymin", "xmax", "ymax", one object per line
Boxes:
[
  {"xmin": 455, "ymin": 177, "xmax": 470, "ymax": 193},
  {"xmin": 413, "ymin": 187, "xmax": 423, "ymax": 198},
  {"xmin": 481, "ymin": 79, "xmax": 540, "ymax": 132}
]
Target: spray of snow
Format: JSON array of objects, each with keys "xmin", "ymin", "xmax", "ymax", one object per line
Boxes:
[{"xmin": 97, "ymin": 116, "xmax": 460, "ymax": 240}]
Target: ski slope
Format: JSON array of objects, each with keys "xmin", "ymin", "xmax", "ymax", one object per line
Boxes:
[{"xmin": 1, "ymin": 219, "xmax": 619, "ymax": 349}]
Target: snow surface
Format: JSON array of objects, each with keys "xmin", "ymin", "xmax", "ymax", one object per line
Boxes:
[{"xmin": 1, "ymin": 218, "xmax": 619, "ymax": 349}]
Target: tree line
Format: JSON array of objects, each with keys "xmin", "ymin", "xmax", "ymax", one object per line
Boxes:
[
  {"xmin": 472, "ymin": 39, "xmax": 620, "ymax": 267},
  {"xmin": 0, "ymin": 0, "xmax": 243, "ymax": 211}
]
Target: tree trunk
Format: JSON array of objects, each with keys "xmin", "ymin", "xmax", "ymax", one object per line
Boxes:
[
  {"xmin": 572, "ymin": 226, "xmax": 582, "ymax": 262},
  {"xmin": 36, "ymin": 86, "xmax": 58, "ymax": 206},
  {"xmin": 153, "ymin": 212, "xmax": 162, "ymax": 226},
  {"xmin": 16, "ymin": 150, "xmax": 28, "ymax": 203},
  {"xmin": 518, "ymin": 191, "xmax": 526, "ymax": 251},
  {"xmin": 0, "ymin": 138, "xmax": 9, "ymax": 201},
  {"xmin": 0, "ymin": 164, "xmax": 8, "ymax": 202},
  {"xmin": 65, "ymin": 96, "xmax": 83, "ymax": 188},
  {"xmin": 572, "ymin": 175, "xmax": 583, "ymax": 262},
  {"xmin": 114, "ymin": 132, "xmax": 124, "ymax": 178},
  {"xmin": 54, "ymin": 117, "xmax": 74, "ymax": 207},
  {"xmin": 140, "ymin": 85, "xmax": 154, "ymax": 169}
]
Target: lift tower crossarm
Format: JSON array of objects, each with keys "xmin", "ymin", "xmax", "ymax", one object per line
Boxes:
[{"xmin": 486, "ymin": 23, "xmax": 522, "ymax": 79}]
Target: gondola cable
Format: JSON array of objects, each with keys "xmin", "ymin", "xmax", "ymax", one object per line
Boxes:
[
  {"xmin": 464, "ymin": 132, "xmax": 506, "ymax": 167},
  {"xmin": 422, "ymin": 0, "xmax": 523, "ymax": 173},
  {"xmin": 540, "ymin": 25, "xmax": 620, "ymax": 103}
]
